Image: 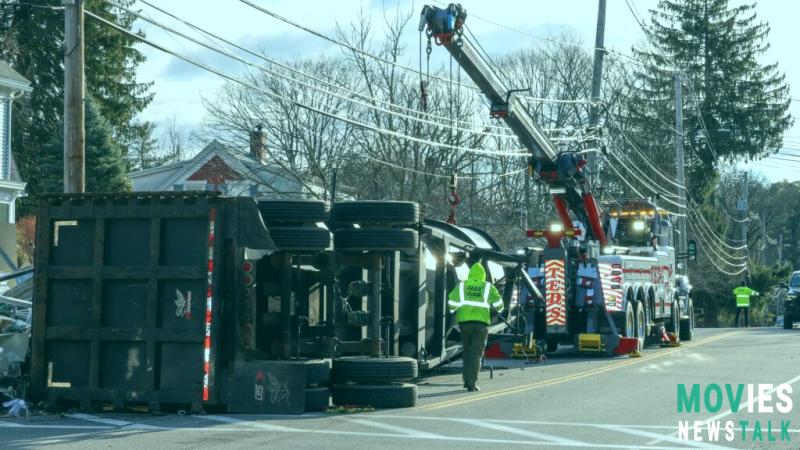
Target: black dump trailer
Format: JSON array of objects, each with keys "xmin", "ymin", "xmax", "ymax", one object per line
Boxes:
[
  {"xmin": 29, "ymin": 193, "xmax": 332, "ymax": 413},
  {"xmin": 29, "ymin": 194, "xmax": 531, "ymax": 412}
]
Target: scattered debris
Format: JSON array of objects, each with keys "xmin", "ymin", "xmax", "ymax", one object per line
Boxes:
[
  {"xmin": 3, "ymin": 398, "xmax": 28, "ymax": 417},
  {"xmin": 325, "ymin": 405, "xmax": 375, "ymax": 414}
]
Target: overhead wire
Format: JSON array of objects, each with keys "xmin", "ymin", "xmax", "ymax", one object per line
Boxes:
[
  {"xmin": 117, "ymin": 0, "xmax": 530, "ymax": 145},
  {"xmin": 87, "ymin": 10, "xmax": 531, "ymax": 159}
]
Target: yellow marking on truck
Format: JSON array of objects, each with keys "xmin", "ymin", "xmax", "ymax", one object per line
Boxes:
[
  {"xmin": 420, "ymin": 331, "xmax": 742, "ymax": 411},
  {"xmin": 577, "ymin": 333, "xmax": 603, "ymax": 352}
]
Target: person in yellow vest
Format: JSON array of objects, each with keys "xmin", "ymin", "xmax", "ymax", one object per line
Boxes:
[
  {"xmin": 447, "ymin": 262, "xmax": 503, "ymax": 392},
  {"xmin": 733, "ymin": 281, "xmax": 758, "ymax": 328}
]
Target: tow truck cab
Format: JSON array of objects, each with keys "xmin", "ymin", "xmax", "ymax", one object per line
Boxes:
[{"xmin": 527, "ymin": 200, "xmax": 692, "ymax": 355}]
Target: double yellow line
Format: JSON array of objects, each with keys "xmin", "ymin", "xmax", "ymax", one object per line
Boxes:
[{"xmin": 420, "ymin": 331, "xmax": 742, "ymax": 411}]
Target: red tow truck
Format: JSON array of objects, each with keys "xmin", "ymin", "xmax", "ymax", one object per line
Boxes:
[{"xmin": 420, "ymin": 4, "xmax": 694, "ymax": 355}]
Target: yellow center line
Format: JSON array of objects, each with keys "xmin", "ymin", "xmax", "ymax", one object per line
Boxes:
[{"xmin": 420, "ymin": 331, "xmax": 743, "ymax": 411}]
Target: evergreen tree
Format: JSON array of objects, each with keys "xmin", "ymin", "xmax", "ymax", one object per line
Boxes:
[
  {"xmin": 624, "ymin": 0, "xmax": 792, "ymax": 194},
  {"xmin": 0, "ymin": 0, "xmax": 151, "ymax": 211},
  {"xmin": 37, "ymin": 97, "xmax": 130, "ymax": 194},
  {"xmin": 127, "ymin": 120, "xmax": 160, "ymax": 171}
]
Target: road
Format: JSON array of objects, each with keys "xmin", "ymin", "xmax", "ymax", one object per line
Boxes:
[{"xmin": 2, "ymin": 327, "xmax": 799, "ymax": 449}]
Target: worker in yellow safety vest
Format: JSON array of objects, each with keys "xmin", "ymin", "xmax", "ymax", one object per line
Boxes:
[
  {"xmin": 733, "ymin": 281, "xmax": 758, "ymax": 328},
  {"xmin": 447, "ymin": 262, "xmax": 503, "ymax": 392}
]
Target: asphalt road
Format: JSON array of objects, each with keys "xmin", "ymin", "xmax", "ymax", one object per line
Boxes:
[{"xmin": 2, "ymin": 327, "xmax": 799, "ymax": 449}]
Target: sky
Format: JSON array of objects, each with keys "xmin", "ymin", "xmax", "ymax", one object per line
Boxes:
[{"xmin": 128, "ymin": 0, "xmax": 800, "ymax": 183}]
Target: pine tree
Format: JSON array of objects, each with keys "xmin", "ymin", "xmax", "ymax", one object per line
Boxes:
[
  {"xmin": 37, "ymin": 97, "xmax": 130, "ymax": 194},
  {"xmin": 0, "ymin": 0, "xmax": 151, "ymax": 211},
  {"xmin": 625, "ymin": 0, "xmax": 792, "ymax": 194},
  {"xmin": 127, "ymin": 120, "xmax": 160, "ymax": 171}
]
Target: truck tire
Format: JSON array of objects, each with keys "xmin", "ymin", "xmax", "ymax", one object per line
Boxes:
[
  {"xmin": 634, "ymin": 301, "xmax": 646, "ymax": 349},
  {"xmin": 269, "ymin": 226, "xmax": 331, "ymax": 251},
  {"xmin": 679, "ymin": 299, "xmax": 694, "ymax": 341},
  {"xmin": 331, "ymin": 382, "xmax": 417, "ymax": 408},
  {"xmin": 333, "ymin": 201, "xmax": 419, "ymax": 225},
  {"xmin": 258, "ymin": 199, "xmax": 330, "ymax": 224},
  {"xmin": 332, "ymin": 356, "xmax": 418, "ymax": 383},
  {"xmin": 667, "ymin": 301, "xmax": 681, "ymax": 342},
  {"xmin": 305, "ymin": 359, "xmax": 331, "ymax": 386},
  {"xmin": 305, "ymin": 387, "xmax": 330, "ymax": 411},
  {"xmin": 546, "ymin": 338, "xmax": 559, "ymax": 353},
  {"xmin": 623, "ymin": 301, "xmax": 635, "ymax": 339},
  {"xmin": 784, "ymin": 315, "xmax": 794, "ymax": 330},
  {"xmin": 334, "ymin": 228, "xmax": 418, "ymax": 251}
]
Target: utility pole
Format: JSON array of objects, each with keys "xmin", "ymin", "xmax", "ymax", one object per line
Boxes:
[
  {"xmin": 740, "ymin": 172, "xmax": 749, "ymax": 247},
  {"xmin": 674, "ymin": 74, "xmax": 688, "ymax": 273},
  {"xmin": 587, "ymin": 0, "xmax": 606, "ymax": 186},
  {"xmin": 63, "ymin": 0, "xmax": 85, "ymax": 193},
  {"xmin": 778, "ymin": 232, "xmax": 783, "ymax": 264},
  {"xmin": 760, "ymin": 212, "xmax": 767, "ymax": 265}
]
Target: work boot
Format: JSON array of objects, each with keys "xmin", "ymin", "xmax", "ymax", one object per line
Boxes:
[{"xmin": 467, "ymin": 386, "xmax": 480, "ymax": 392}]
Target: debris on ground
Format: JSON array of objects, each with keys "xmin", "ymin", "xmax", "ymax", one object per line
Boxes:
[
  {"xmin": 325, "ymin": 405, "xmax": 375, "ymax": 414},
  {"xmin": 3, "ymin": 398, "xmax": 28, "ymax": 417}
]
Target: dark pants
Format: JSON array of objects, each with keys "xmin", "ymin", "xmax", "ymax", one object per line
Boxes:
[
  {"xmin": 735, "ymin": 307, "xmax": 749, "ymax": 328},
  {"xmin": 460, "ymin": 321, "xmax": 489, "ymax": 388}
]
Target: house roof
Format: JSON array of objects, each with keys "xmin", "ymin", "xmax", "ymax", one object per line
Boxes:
[
  {"xmin": 129, "ymin": 139, "xmax": 305, "ymax": 193},
  {"xmin": 0, "ymin": 61, "xmax": 31, "ymax": 92}
]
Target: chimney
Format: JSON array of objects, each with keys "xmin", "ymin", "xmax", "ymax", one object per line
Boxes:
[{"xmin": 249, "ymin": 124, "xmax": 267, "ymax": 163}]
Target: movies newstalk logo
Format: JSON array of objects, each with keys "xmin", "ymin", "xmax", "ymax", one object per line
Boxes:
[{"xmin": 677, "ymin": 383, "xmax": 793, "ymax": 444}]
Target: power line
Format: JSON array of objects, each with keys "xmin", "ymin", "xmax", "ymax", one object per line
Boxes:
[
  {"xmin": 134, "ymin": 0, "xmax": 519, "ymax": 137},
  {"xmin": 86, "ymin": 10, "xmax": 529, "ymax": 159},
  {"xmin": 117, "ymin": 0, "xmax": 528, "ymax": 145}
]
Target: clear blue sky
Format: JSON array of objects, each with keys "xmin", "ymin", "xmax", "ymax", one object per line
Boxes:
[{"xmin": 130, "ymin": 0, "xmax": 799, "ymax": 183}]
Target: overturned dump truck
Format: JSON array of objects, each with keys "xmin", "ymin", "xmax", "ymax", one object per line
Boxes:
[{"xmin": 30, "ymin": 193, "xmax": 526, "ymax": 412}]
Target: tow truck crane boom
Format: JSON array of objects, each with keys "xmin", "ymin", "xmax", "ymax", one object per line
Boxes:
[{"xmin": 419, "ymin": 4, "xmax": 607, "ymax": 246}]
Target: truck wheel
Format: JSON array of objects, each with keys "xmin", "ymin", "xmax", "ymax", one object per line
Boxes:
[
  {"xmin": 269, "ymin": 226, "xmax": 331, "ymax": 251},
  {"xmin": 331, "ymin": 382, "xmax": 417, "ymax": 408},
  {"xmin": 546, "ymin": 338, "xmax": 558, "ymax": 353},
  {"xmin": 305, "ymin": 387, "xmax": 331, "ymax": 411},
  {"xmin": 332, "ymin": 356, "xmax": 418, "ymax": 383},
  {"xmin": 667, "ymin": 301, "xmax": 681, "ymax": 343},
  {"xmin": 784, "ymin": 315, "xmax": 794, "ymax": 330},
  {"xmin": 334, "ymin": 228, "xmax": 418, "ymax": 251},
  {"xmin": 258, "ymin": 199, "xmax": 330, "ymax": 224},
  {"xmin": 679, "ymin": 299, "xmax": 694, "ymax": 341},
  {"xmin": 623, "ymin": 301, "xmax": 635, "ymax": 339},
  {"xmin": 333, "ymin": 201, "xmax": 419, "ymax": 225},
  {"xmin": 634, "ymin": 301, "xmax": 646, "ymax": 349}
]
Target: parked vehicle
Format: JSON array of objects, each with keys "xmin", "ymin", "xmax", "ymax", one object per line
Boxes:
[{"xmin": 783, "ymin": 271, "xmax": 800, "ymax": 329}]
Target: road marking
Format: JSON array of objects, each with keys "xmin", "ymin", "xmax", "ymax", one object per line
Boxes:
[
  {"xmin": 646, "ymin": 371, "xmax": 800, "ymax": 446},
  {"xmin": 420, "ymin": 331, "xmax": 741, "ymax": 411},
  {"xmin": 0, "ymin": 422, "xmax": 113, "ymax": 429},
  {"xmin": 594, "ymin": 424, "xmax": 733, "ymax": 450},
  {"xmin": 346, "ymin": 418, "xmax": 442, "ymax": 438},
  {"xmin": 366, "ymin": 414, "xmax": 677, "ymax": 429},
  {"xmin": 454, "ymin": 418, "xmax": 590, "ymax": 446},
  {"xmin": 68, "ymin": 413, "xmax": 159, "ymax": 429},
  {"xmin": 200, "ymin": 414, "xmax": 295, "ymax": 432}
]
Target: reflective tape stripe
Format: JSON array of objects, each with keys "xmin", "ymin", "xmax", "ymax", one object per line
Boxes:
[
  {"xmin": 459, "ymin": 282, "xmax": 465, "ymax": 302},
  {"xmin": 491, "ymin": 300, "xmax": 503, "ymax": 308},
  {"xmin": 482, "ymin": 283, "xmax": 491, "ymax": 302},
  {"xmin": 458, "ymin": 299, "xmax": 491, "ymax": 309}
]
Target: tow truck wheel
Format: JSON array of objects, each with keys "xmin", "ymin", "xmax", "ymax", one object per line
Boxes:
[
  {"xmin": 668, "ymin": 301, "xmax": 680, "ymax": 341},
  {"xmin": 679, "ymin": 299, "xmax": 694, "ymax": 341},
  {"xmin": 623, "ymin": 302, "xmax": 635, "ymax": 339},
  {"xmin": 546, "ymin": 338, "xmax": 558, "ymax": 353},
  {"xmin": 634, "ymin": 301, "xmax": 646, "ymax": 350}
]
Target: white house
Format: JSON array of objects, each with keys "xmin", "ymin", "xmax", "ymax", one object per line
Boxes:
[
  {"xmin": 129, "ymin": 126, "xmax": 325, "ymax": 199},
  {"xmin": 0, "ymin": 61, "xmax": 30, "ymax": 273}
]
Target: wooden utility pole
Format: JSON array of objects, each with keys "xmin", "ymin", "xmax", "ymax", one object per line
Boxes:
[
  {"xmin": 587, "ymin": 0, "xmax": 607, "ymax": 186},
  {"xmin": 673, "ymin": 74, "xmax": 688, "ymax": 274},
  {"xmin": 63, "ymin": 0, "xmax": 85, "ymax": 193}
]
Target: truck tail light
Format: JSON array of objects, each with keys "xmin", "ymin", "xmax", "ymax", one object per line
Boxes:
[
  {"xmin": 241, "ymin": 260, "xmax": 253, "ymax": 273},
  {"xmin": 580, "ymin": 277, "xmax": 594, "ymax": 288}
]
